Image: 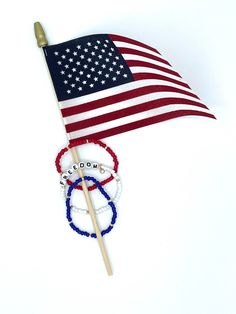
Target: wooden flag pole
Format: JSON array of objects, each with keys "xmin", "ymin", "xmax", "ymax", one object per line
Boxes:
[{"xmin": 34, "ymin": 22, "xmax": 113, "ymax": 276}]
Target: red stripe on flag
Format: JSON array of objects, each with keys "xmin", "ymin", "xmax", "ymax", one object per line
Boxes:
[
  {"xmin": 65, "ymin": 98, "xmax": 209, "ymax": 133},
  {"xmin": 109, "ymin": 34, "xmax": 159, "ymax": 54},
  {"xmin": 126, "ymin": 60, "xmax": 181, "ymax": 78},
  {"xmin": 118, "ymin": 47, "xmax": 171, "ymax": 66},
  {"xmin": 133, "ymin": 73, "xmax": 191, "ymax": 89},
  {"xmin": 61, "ymin": 86, "xmax": 202, "ymax": 118},
  {"xmin": 69, "ymin": 110, "xmax": 216, "ymax": 141}
]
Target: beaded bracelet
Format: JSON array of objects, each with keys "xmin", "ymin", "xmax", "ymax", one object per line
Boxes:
[
  {"xmin": 66, "ymin": 176, "xmax": 117, "ymax": 238},
  {"xmin": 61, "ymin": 163, "xmax": 122, "ymax": 214},
  {"xmin": 55, "ymin": 139, "xmax": 119, "ymax": 191}
]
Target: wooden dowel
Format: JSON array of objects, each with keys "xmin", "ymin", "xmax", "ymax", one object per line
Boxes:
[{"xmin": 34, "ymin": 22, "xmax": 113, "ymax": 276}]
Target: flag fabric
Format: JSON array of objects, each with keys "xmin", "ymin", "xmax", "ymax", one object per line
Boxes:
[{"xmin": 44, "ymin": 34, "xmax": 215, "ymax": 142}]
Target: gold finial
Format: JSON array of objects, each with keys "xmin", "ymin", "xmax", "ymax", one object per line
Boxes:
[{"xmin": 34, "ymin": 22, "xmax": 48, "ymax": 47}]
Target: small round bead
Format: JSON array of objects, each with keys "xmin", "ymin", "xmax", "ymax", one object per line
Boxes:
[{"xmin": 99, "ymin": 166, "xmax": 105, "ymax": 174}]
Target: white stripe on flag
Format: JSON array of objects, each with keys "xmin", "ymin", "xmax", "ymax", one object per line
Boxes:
[
  {"xmin": 59, "ymin": 79, "xmax": 199, "ymax": 110},
  {"xmin": 113, "ymin": 41, "xmax": 167, "ymax": 61},
  {"xmin": 63, "ymin": 91, "xmax": 205, "ymax": 124},
  {"xmin": 122, "ymin": 54, "xmax": 175, "ymax": 72},
  {"xmin": 130, "ymin": 67, "xmax": 187, "ymax": 84},
  {"xmin": 68, "ymin": 104, "xmax": 211, "ymax": 139}
]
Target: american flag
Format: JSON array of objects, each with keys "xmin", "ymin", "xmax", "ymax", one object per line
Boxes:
[{"xmin": 44, "ymin": 34, "xmax": 215, "ymax": 142}]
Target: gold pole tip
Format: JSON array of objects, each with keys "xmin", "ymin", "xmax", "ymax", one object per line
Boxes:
[{"xmin": 34, "ymin": 22, "xmax": 48, "ymax": 47}]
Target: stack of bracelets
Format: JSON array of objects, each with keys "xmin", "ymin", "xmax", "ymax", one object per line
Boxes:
[{"xmin": 55, "ymin": 139, "xmax": 121, "ymax": 238}]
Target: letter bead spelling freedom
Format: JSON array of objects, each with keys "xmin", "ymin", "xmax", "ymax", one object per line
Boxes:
[
  {"xmin": 60, "ymin": 180, "xmax": 66, "ymax": 187},
  {"xmin": 62, "ymin": 173, "xmax": 69, "ymax": 180},
  {"xmin": 79, "ymin": 162, "xmax": 85, "ymax": 169},
  {"xmin": 67, "ymin": 169, "xmax": 73, "ymax": 175},
  {"xmin": 61, "ymin": 162, "xmax": 99, "ymax": 180},
  {"xmin": 55, "ymin": 139, "xmax": 119, "ymax": 191},
  {"xmin": 72, "ymin": 164, "xmax": 79, "ymax": 171}
]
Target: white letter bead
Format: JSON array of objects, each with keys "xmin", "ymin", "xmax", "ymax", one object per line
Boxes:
[
  {"xmin": 62, "ymin": 173, "xmax": 69, "ymax": 180},
  {"xmin": 92, "ymin": 163, "xmax": 98, "ymax": 169},
  {"xmin": 72, "ymin": 164, "xmax": 78, "ymax": 171},
  {"xmin": 86, "ymin": 162, "xmax": 92, "ymax": 168},
  {"xmin": 67, "ymin": 168, "xmax": 73, "ymax": 175},
  {"xmin": 79, "ymin": 162, "xmax": 85, "ymax": 169}
]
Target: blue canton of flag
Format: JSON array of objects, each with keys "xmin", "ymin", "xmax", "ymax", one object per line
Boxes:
[{"xmin": 44, "ymin": 34, "xmax": 133, "ymax": 101}]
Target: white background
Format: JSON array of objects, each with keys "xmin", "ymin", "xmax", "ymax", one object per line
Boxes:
[{"xmin": 0, "ymin": 0, "xmax": 236, "ymax": 313}]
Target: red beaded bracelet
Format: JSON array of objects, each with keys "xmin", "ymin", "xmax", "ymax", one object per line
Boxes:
[{"xmin": 55, "ymin": 139, "xmax": 119, "ymax": 191}]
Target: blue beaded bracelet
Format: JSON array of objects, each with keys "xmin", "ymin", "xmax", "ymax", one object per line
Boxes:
[{"xmin": 66, "ymin": 176, "xmax": 117, "ymax": 238}]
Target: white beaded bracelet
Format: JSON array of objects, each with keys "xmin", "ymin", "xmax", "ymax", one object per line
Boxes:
[{"xmin": 60, "ymin": 163, "xmax": 121, "ymax": 215}]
